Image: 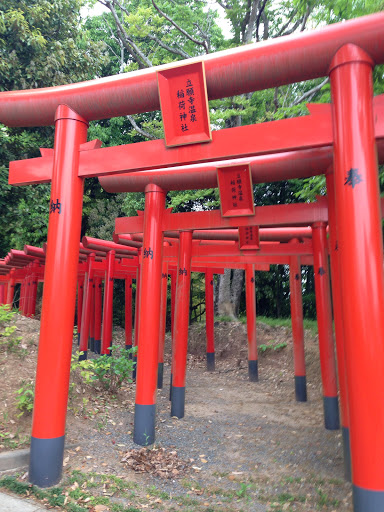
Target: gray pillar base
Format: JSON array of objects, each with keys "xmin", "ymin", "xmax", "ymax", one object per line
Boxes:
[
  {"xmin": 133, "ymin": 404, "xmax": 156, "ymax": 446},
  {"xmin": 29, "ymin": 435, "xmax": 65, "ymax": 488},
  {"xmin": 323, "ymin": 396, "xmax": 340, "ymax": 430},
  {"xmin": 207, "ymin": 352, "xmax": 215, "ymax": 372},
  {"xmin": 171, "ymin": 386, "xmax": 185, "ymax": 419},
  {"xmin": 169, "ymin": 373, "xmax": 173, "ymax": 401},
  {"xmin": 248, "ymin": 360, "xmax": 259, "ymax": 382},
  {"xmin": 94, "ymin": 339, "xmax": 101, "ymax": 354},
  {"xmin": 90, "ymin": 337, "xmax": 95, "ymax": 352},
  {"xmin": 125, "ymin": 344, "xmax": 132, "ymax": 359},
  {"xmin": 295, "ymin": 375, "xmax": 307, "ymax": 402},
  {"xmin": 77, "ymin": 332, "xmax": 80, "ymax": 346},
  {"xmin": 342, "ymin": 426, "xmax": 352, "ymax": 482},
  {"xmin": 353, "ymin": 486, "xmax": 384, "ymax": 511},
  {"xmin": 79, "ymin": 350, "xmax": 87, "ymax": 361},
  {"xmin": 157, "ymin": 362, "xmax": 164, "ymax": 389}
]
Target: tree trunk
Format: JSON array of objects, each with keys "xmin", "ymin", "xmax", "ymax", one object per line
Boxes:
[
  {"xmin": 217, "ymin": 268, "xmax": 236, "ymax": 319},
  {"xmin": 230, "ymin": 268, "xmax": 244, "ymax": 317}
]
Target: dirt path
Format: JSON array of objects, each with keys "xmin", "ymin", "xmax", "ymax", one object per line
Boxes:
[{"xmin": 0, "ymin": 316, "xmax": 352, "ymax": 511}]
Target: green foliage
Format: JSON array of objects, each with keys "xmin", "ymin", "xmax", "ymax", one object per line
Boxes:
[
  {"xmin": 253, "ymin": 315, "xmax": 318, "ymax": 335},
  {"xmin": 259, "ymin": 341, "xmax": 288, "ymax": 353},
  {"xmin": 15, "ymin": 380, "xmax": 35, "ymax": 416},
  {"xmin": 72, "ymin": 346, "xmax": 136, "ymax": 393},
  {"xmin": 0, "ymin": 428, "xmax": 29, "ymax": 450},
  {"xmin": 0, "ymin": 305, "xmax": 23, "ymax": 353},
  {"xmin": 0, "ymin": 0, "xmax": 109, "ymax": 255}
]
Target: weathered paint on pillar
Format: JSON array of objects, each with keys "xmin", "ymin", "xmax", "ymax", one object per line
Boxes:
[
  {"xmin": 134, "ymin": 185, "xmax": 165, "ymax": 446},
  {"xmin": 289, "ymin": 254, "xmax": 307, "ymax": 402},
  {"xmin": 29, "ymin": 105, "xmax": 88, "ymax": 487},
  {"xmin": 101, "ymin": 250, "xmax": 115, "ymax": 355},
  {"xmin": 245, "ymin": 264, "xmax": 258, "ymax": 381},
  {"xmin": 312, "ymin": 222, "xmax": 339, "ymax": 430},
  {"xmin": 205, "ymin": 270, "xmax": 215, "ymax": 371},
  {"xmin": 330, "ymin": 44, "xmax": 384, "ymax": 510},
  {"xmin": 171, "ymin": 230, "xmax": 193, "ymax": 419}
]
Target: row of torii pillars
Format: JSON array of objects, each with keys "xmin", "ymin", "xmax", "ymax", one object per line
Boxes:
[
  {"xmin": 1, "ymin": 221, "xmax": 342, "ymax": 456},
  {"xmin": 0, "ymin": 224, "xmax": 339, "ymax": 427}
]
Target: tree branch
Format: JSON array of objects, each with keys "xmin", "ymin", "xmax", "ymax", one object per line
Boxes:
[
  {"xmin": 216, "ymin": 0, "xmax": 232, "ymax": 10},
  {"xmin": 275, "ymin": 8, "xmax": 298, "ymax": 37},
  {"xmin": 300, "ymin": 4, "xmax": 313, "ymax": 32},
  {"xmin": 147, "ymin": 33, "xmax": 191, "ymax": 59},
  {"xmin": 291, "ymin": 77, "xmax": 329, "ymax": 106},
  {"xmin": 126, "ymin": 115, "xmax": 157, "ymax": 140},
  {"xmin": 101, "ymin": 0, "xmax": 153, "ymax": 68},
  {"xmin": 255, "ymin": 0, "xmax": 268, "ymax": 42},
  {"xmin": 151, "ymin": 0, "xmax": 209, "ymax": 53},
  {"xmin": 244, "ymin": 0, "xmax": 260, "ymax": 44}
]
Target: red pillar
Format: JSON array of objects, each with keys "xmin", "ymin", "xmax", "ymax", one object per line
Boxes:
[
  {"xmin": 77, "ymin": 277, "xmax": 84, "ymax": 345},
  {"xmin": 133, "ymin": 184, "xmax": 165, "ymax": 445},
  {"xmin": 289, "ymin": 255, "xmax": 307, "ymax": 402},
  {"xmin": 6, "ymin": 268, "xmax": 15, "ymax": 308},
  {"xmin": 29, "ymin": 105, "xmax": 87, "ymax": 487},
  {"xmin": 79, "ymin": 253, "xmax": 95, "ymax": 360},
  {"xmin": 19, "ymin": 279, "xmax": 26, "ymax": 315},
  {"xmin": 330, "ymin": 44, "xmax": 384, "ymax": 509},
  {"xmin": 132, "ymin": 262, "xmax": 141, "ymax": 380},
  {"xmin": 326, "ymin": 170, "xmax": 351, "ymax": 481},
  {"xmin": 26, "ymin": 276, "xmax": 31, "ymax": 315},
  {"xmin": 158, "ymin": 259, "xmax": 168, "ymax": 389},
  {"xmin": 171, "ymin": 269, "xmax": 176, "ymax": 339},
  {"xmin": 0, "ymin": 284, "xmax": 5, "ymax": 305},
  {"xmin": 94, "ymin": 277, "xmax": 102, "ymax": 354},
  {"xmin": 89, "ymin": 277, "xmax": 96, "ymax": 353},
  {"xmin": 205, "ymin": 270, "xmax": 215, "ymax": 371},
  {"xmin": 29, "ymin": 260, "xmax": 39, "ymax": 318},
  {"xmin": 124, "ymin": 276, "xmax": 133, "ymax": 353},
  {"xmin": 245, "ymin": 264, "xmax": 258, "ymax": 381},
  {"xmin": 101, "ymin": 250, "xmax": 115, "ymax": 355},
  {"xmin": 22, "ymin": 274, "xmax": 29, "ymax": 317},
  {"xmin": 169, "ymin": 268, "xmax": 177, "ymax": 397},
  {"xmin": 312, "ymin": 222, "xmax": 339, "ymax": 430},
  {"xmin": 171, "ymin": 230, "xmax": 193, "ymax": 418}
]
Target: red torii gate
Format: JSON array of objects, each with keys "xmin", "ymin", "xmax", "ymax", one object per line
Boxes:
[{"xmin": 2, "ymin": 13, "xmax": 384, "ymax": 511}]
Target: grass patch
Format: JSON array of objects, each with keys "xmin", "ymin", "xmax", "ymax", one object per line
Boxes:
[{"xmin": 239, "ymin": 315, "xmax": 318, "ymax": 335}]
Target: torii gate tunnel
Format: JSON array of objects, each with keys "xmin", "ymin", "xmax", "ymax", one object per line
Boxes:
[{"xmin": 2, "ymin": 12, "xmax": 384, "ymax": 511}]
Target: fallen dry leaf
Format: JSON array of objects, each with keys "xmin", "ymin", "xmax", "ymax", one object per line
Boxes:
[{"xmin": 121, "ymin": 447, "xmax": 189, "ymax": 479}]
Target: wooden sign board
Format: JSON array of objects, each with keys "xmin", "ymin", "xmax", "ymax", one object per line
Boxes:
[
  {"xmin": 239, "ymin": 226, "xmax": 260, "ymax": 250},
  {"xmin": 157, "ymin": 61, "xmax": 211, "ymax": 147},
  {"xmin": 217, "ymin": 163, "xmax": 255, "ymax": 217}
]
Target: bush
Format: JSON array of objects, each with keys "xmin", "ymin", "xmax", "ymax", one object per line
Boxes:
[
  {"xmin": 0, "ymin": 304, "xmax": 22, "ymax": 353},
  {"xmin": 72, "ymin": 346, "xmax": 136, "ymax": 394},
  {"xmin": 15, "ymin": 380, "xmax": 35, "ymax": 416}
]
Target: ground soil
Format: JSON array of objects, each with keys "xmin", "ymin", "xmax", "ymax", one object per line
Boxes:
[{"xmin": 0, "ymin": 314, "xmax": 352, "ymax": 511}]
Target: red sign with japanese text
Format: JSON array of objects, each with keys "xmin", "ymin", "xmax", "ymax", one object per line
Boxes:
[
  {"xmin": 157, "ymin": 61, "xmax": 211, "ymax": 147},
  {"xmin": 238, "ymin": 226, "xmax": 260, "ymax": 250},
  {"xmin": 217, "ymin": 163, "xmax": 255, "ymax": 217}
]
